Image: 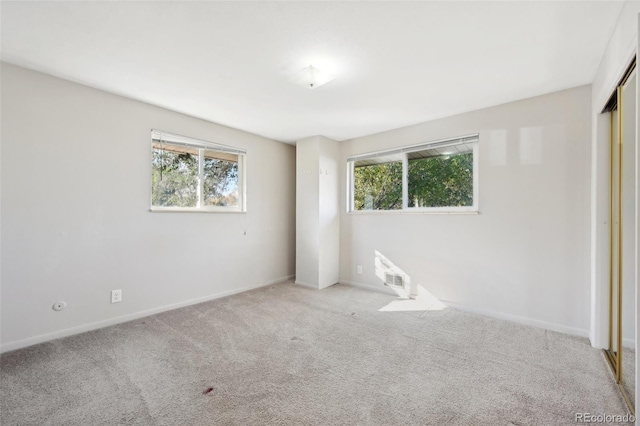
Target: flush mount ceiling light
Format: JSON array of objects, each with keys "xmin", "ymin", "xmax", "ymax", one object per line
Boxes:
[{"xmin": 291, "ymin": 65, "xmax": 334, "ymax": 89}]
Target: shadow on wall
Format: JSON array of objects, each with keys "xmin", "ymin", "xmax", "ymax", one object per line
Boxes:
[{"xmin": 375, "ymin": 250, "xmax": 447, "ymax": 313}]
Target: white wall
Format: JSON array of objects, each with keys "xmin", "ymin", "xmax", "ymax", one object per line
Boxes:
[
  {"xmin": 0, "ymin": 63, "xmax": 296, "ymax": 352},
  {"xmin": 340, "ymin": 85, "xmax": 592, "ymax": 336},
  {"xmin": 621, "ymin": 73, "xmax": 637, "ymax": 348},
  {"xmin": 318, "ymin": 136, "xmax": 340, "ymax": 289},
  {"xmin": 296, "ymin": 136, "xmax": 320, "ymax": 287}
]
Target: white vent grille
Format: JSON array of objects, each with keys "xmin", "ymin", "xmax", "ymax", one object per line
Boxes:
[{"xmin": 384, "ymin": 273, "xmax": 404, "ymax": 288}]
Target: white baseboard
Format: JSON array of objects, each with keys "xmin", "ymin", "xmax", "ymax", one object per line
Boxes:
[
  {"xmin": 0, "ymin": 274, "xmax": 295, "ymax": 354},
  {"xmin": 295, "ymin": 280, "xmax": 317, "ymax": 289},
  {"xmin": 339, "ymin": 279, "xmax": 589, "ymax": 338},
  {"xmin": 441, "ymin": 299, "xmax": 590, "ymax": 338},
  {"xmin": 592, "ymin": 338, "xmax": 635, "ymax": 350},
  {"xmin": 295, "ymin": 280, "xmax": 339, "ymax": 290},
  {"xmin": 339, "ymin": 280, "xmax": 398, "ymax": 296}
]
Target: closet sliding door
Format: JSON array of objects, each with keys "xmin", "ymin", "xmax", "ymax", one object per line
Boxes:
[{"xmin": 603, "ymin": 60, "xmax": 636, "ymax": 415}]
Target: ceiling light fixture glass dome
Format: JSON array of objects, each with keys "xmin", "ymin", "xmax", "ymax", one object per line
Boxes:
[{"xmin": 291, "ymin": 65, "xmax": 334, "ymax": 89}]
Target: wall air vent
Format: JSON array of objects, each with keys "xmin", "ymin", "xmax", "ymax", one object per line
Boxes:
[{"xmin": 384, "ymin": 273, "xmax": 404, "ymax": 288}]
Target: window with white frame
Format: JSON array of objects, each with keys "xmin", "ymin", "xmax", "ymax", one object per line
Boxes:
[
  {"xmin": 151, "ymin": 130, "xmax": 246, "ymax": 212},
  {"xmin": 347, "ymin": 134, "xmax": 478, "ymax": 212}
]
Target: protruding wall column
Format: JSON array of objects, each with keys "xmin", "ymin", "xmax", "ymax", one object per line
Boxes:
[{"xmin": 295, "ymin": 136, "xmax": 340, "ymax": 289}]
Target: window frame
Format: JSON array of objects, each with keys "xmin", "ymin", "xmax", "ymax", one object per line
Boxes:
[
  {"xmin": 150, "ymin": 130, "xmax": 247, "ymax": 213},
  {"xmin": 347, "ymin": 134, "xmax": 479, "ymax": 214}
]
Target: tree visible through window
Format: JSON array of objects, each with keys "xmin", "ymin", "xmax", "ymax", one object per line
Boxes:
[
  {"xmin": 408, "ymin": 152, "xmax": 473, "ymax": 208},
  {"xmin": 202, "ymin": 149, "xmax": 239, "ymax": 207},
  {"xmin": 150, "ymin": 131, "xmax": 245, "ymax": 211},
  {"xmin": 354, "ymin": 162, "xmax": 403, "ymax": 210},
  {"xmin": 152, "ymin": 145, "xmax": 199, "ymax": 207},
  {"xmin": 349, "ymin": 135, "xmax": 478, "ymax": 212}
]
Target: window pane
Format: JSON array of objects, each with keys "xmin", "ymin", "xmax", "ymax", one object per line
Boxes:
[
  {"xmin": 151, "ymin": 143, "xmax": 198, "ymax": 207},
  {"xmin": 203, "ymin": 150, "xmax": 239, "ymax": 207},
  {"xmin": 354, "ymin": 162, "xmax": 403, "ymax": 210},
  {"xmin": 408, "ymin": 151, "xmax": 473, "ymax": 208}
]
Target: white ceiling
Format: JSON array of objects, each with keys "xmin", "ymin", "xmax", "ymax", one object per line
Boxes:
[{"xmin": 1, "ymin": 1, "xmax": 624, "ymax": 143}]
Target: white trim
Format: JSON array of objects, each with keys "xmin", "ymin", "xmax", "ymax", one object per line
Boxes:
[
  {"xmin": 149, "ymin": 207, "xmax": 245, "ymax": 213},
  {"xmin": 340, "ymin": 280, "xmax": 589, "ymax": 337},
  {"xmin": 294, "ymin": 280, "xmax": 318, "ymax": 290},
  {"xmin": 442, "ymin": 299, "xmax": 590, "ymax": 338},
  {"xmin": 347, "ymin": 209, "xmax": 479, "ymax": 216},
  {"xmin": 472, "ymin": 141, "xmax": 480, "ymax": 211},
  {"xmin": 239, "ymin": 154, "xmax": 247, "ymax": 211},
  {"xmin": 151, "ymin": 129, "xmax": 246, "ymax": 155},
  {"xmin": 346, "ymin": 161, "xmax": 355, "ymax": 212},
  {"xmin": 295, "ymin": 280, "xmax": 318, "ymax": 289},
  {"xmin": 197, "ymin": 148, "xmax": 204, "ymax": 208},
  {"xmin": 319, "ymin": 282, "xmax": 339, "ymax": 290},
  {"xmin": 589, "ymin": 111, "xmax": 611, "ymax": 349},
  {"xmin": 0, "ymin": 275, "xmax": 295, "ymax": 354},
  {"xmin": 402, "ymin": 154, "xmax": 408, "ymax": 210},
  {"xmin": 294, "ymin": 280, "xmax": 339, "ymax": 290},
  {"xmin": 339, "ymin": 280, "xmax": 399, "ymax": 296},
  {"xmin": 346, "ymin": 133, "xmax": 478, "ymax": 162},
  {"xmin": 595, "ymin": 41, "xmax": 638, "ymax": 113}
]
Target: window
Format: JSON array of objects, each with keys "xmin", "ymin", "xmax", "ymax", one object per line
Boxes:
[
  {"xmin": 151, "ymin": 130, "xmax": 246, "ymax": 212},
  {"xmin": 348, "ymin": 134, "xmax": 478, "ymax": 212},
  {"xmin": 353, "ymin": 155, "xmax": 404, "ymax": 211}
]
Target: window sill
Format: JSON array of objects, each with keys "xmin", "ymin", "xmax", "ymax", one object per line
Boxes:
[
  {"xmin": 149, "ymin": 207, "xmax": 246, "ymax": 214},
  {"xmin": 347, "ymin": 209, "xmax": 479, "ymax": 215}
]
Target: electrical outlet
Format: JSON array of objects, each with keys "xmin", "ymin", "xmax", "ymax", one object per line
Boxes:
[
  {"xmin": 357, "ymin": 265, "xmax": 363, "ymax": 274},
  {"xmin": 111, "ymin": 289, "xmax": 122, "ymax": 304}
]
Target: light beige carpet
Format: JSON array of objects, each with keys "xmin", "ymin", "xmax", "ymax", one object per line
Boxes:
[
  {"xmin": 622, "ymin": 347, "xmax": 635, "ymax": 409},
  {"xmin": 0, "ymin": 282, "xmax": 632, "ymax": 425}
]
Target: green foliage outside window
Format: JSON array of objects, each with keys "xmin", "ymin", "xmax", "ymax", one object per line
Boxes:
[
  {"xmin": 152, "ymin": 149, "xmax": 198, "ymax": 207},
  {"xmin": 151, "ymin": 147, "xmax": 238, "ymax": 208},
  {"xmin": 354, "ymin": 162, "xmax": 403, "ymax": 210},
  {"xmin": 203, "ymin": 154, "xmax": 239, "ymax": 207},
  {"xmin": 353, "ymin": 152, "xmax": 473, "ymax": 210},
  {"xmin": 408, "ymin": 152, "xmax": 473, "ymax": 207}
]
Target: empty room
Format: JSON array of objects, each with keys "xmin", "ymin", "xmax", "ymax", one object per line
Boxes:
[{"xmin": 1, "ymin": 1, "xmax": 640, "ymax": 425}]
